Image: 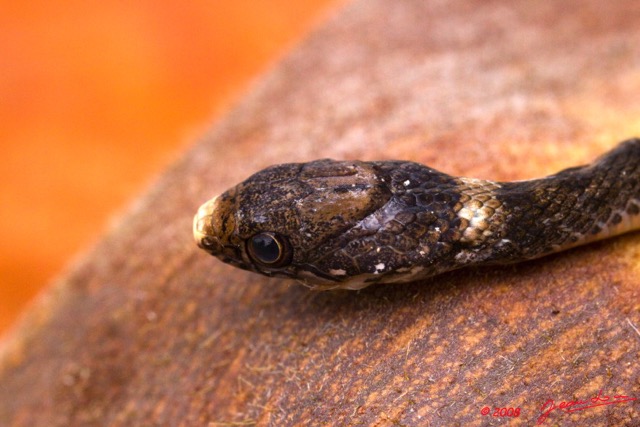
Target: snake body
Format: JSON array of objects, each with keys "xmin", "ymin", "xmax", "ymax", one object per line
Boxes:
[{"xmin": 194, "ymin": 139, "xmax": 640, "ymax": 290}]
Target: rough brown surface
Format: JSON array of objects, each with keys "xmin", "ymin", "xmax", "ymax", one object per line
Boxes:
[{"xmin": 1, "ymin": 0, "xmax": 640, "ymax": 425}]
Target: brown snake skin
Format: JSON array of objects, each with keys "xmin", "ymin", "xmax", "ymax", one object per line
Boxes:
[{"xmin": 194, "ymin": 139, "xmax": 640, "ymax": 290}]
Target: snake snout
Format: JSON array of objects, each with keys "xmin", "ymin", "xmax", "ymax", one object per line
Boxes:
[
  {"xmin": 193, "ymin": 196, "xmax": 224, "ymax": 254},
  {"xmin": 193, "ymin": 191, "xmax": 240, "ymax": 261}
]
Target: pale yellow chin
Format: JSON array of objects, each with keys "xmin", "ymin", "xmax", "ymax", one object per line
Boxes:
[{"xmin": 193, "ymin": 196, "xmax": 218, "ymax": 245}]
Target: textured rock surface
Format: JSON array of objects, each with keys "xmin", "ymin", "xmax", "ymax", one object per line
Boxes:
[{"xmin": 1, "ymin": 0, "xmax": 639, "ymax": 425}]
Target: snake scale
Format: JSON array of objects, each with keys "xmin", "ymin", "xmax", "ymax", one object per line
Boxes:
[{"xmin": 194, "ymin": 139, "xmax": 640, "ymax": 290}]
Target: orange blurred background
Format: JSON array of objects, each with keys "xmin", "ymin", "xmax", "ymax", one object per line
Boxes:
[{"xmin": 0, "ymin": 0, "xmax": 342, "ymax": 335}]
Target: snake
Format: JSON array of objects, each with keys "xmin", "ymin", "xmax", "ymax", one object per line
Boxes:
[{"xmin": 193, "ymin": 138, "xmax": 640, "ymax": 290}]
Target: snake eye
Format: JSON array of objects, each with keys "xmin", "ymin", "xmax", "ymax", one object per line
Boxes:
[{"xmin": 246, "ymin": 232, "xmax": 292, "ymax": 268}]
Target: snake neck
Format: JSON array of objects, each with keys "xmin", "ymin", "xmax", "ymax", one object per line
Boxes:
[{"xmin": 487, "ymin": 139, "xmax": 640, "ymax": 262}]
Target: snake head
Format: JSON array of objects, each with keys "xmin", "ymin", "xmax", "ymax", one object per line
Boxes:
[{"xmin": 193, "ymin": 159, "xmax": 393, "ymax": 289}]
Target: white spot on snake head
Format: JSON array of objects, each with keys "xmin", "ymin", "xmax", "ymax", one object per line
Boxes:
[
  {"xmin": 375, "ymin": 262, "xmax": 385, "ymax": 271},
  {"xmin": 403, "ymin": 180, "xmax": 410, "ymax": 186}
]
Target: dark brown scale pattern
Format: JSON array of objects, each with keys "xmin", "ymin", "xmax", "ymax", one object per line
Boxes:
[
  {"xmin": 194, "ymin": 139, "xmax": 640, "ymax": 289},
  {"xmin": 310, "ymin": 161, "xmax": 471, "ymax": 284},
  {"xmin": 496, "ymin": 140, "xmax": 640, "ymax": 261}
]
